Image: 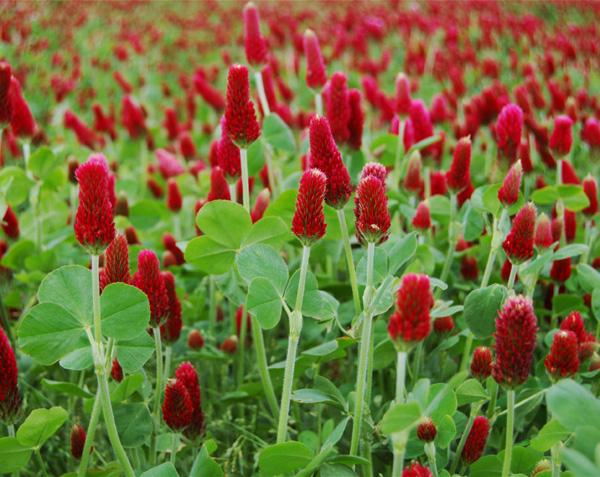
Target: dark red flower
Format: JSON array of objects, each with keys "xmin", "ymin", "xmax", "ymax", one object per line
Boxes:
[
  {"xmin": 360, "ymin": 162, "xmax": 387, "ymax": 183},
  {"xmin": 133, "ymin": 250, "xmax": 169, "ymax": 326},
  {"xmin": 471, "ymin": 346, "xmax": 493, "ymax": 380},
  {"xmin": 582, "ymin": 175, "xmax": 598, "ymax": 216},
  {"xmin": 495, "ymin": 103, "xmax": 523, "ymax": 162},
  {"xmin": 224, "ymin": 64, "xmax": 260, "ymax": 148},
  {"xmin": 388, "ymin": 274, "xmax": 433, "ymax": 347},
  {"xmin": 175, "ymin": 362, "xmax": 201, "ymax": 408},
  {"xmin": 70, "ymin": 424, "xmax": 87, "ymax": 460},
  {"xmin": 402, "ymin": 462, "xmax": 432, "ymax": 477},
  {"xmin": 403, "ymin": 155, "xmax": 423, "ymax": 194},
  {"xmin": 560, "ymin": 160, "xmax": 579, "ymax": 185},
  {"xmin": 207, "ymin": 166, "xmax": 231, "ymax": 202},
  {"xmin": 503, "ymin": 203, "xmax": 536, "ymax": 264},
  {"xmin": 2, "ymin": 206, "xmax": 19, "ymax": 239},
  {"xmin": 125, "ymin": 226, "xmax": 140, "ymax": 245},
  {"xmin": 9, "ymin": 76, "xmax": 36, "ymax": 138},
  {"xmin": 412, "ymin": 201, "xmax": 431, "ymax": 230},
  {"xmin": 193, "ymin": 71, "xmax": 225, "ymax": 112},
  {"xmin": 160, "ymin": 271, "xmax": 182, "ymax": 343},
  {"xmin": 178, "ymin": 131, "xmax": 196, "ymax": 161},
  {"xmin": 430, "ymin": 170, "xmax": 447, "ymax": 196},
  {"xmin": 417, "ymin": 418, "xmax": 437, "ymax": 442},
  {"xmin": 292, "ymin": 169, "xmax": 327, "ymax": 246},
  {"xmin": 354, "ymin": 174, "xmax": 390, "ymax": 244},
  {"xmin": 395, "ymin": 73, "xmax": 412, "ymax": 117},
  {"xmin": 325, "ymin": 72, "xmax": 350, "ymax": 144},
  {"xmin": 550, "ymin": 256, "xmax": 571, "ymax": 282},
  {"xmin": 100, "ymin": 234, "xmax": 130, "ymax": 291},
  {"xmin": 462, "ymin": 416, "xmax": 491, "ymax": 464},
  {"xmin": 303, "ymin": 29, "xmax": 327, "ymax": 90},
  {"xmin": 251, "ymin": 188, "xmax": 270, "ymax": 223},
  {"xmin": 74, "ymin": 155, "xmax": 115, "ymax": 254},
  {"xmin": 433, "ymin": 316, "xmax": 455, "ymax": 334},
  {"xmin": 243, "ymin": 2, "xmax": 268, "ymax": 68},
  {"xmin": 460, "ymin": 256, "xmax": 479, "ymax": 281},
  {"xmin": 560, "ymin": 312, "xmax": 587, "ymax": 343},
  {"xmin": 218, "ymin": 119, "xmax": 241, "ymax": 180},
  {"xmin": 549, "ymin": 115, "xmax": 573, "ymax": 156},
  {"xmin": 492, "ymin": 295, "xmax": 538, "ymax": 388},
  {"xmin": 147, "ymin": 178, "xmax": 163, "ymax": 198},
  {"xmin": 534, "ymin": 213, "xmax": 553, "ymax": 250},
  {"xmin": 544, "ymin": 330, "xmax": 579, "ymax": 379},
  {"xmin": 166, "ymin": 179, "xmax": 182, "ymax": 212},
  {"xmin": 0, "ymin": 61, "xmax": 12, "ymax": 127},
  {"xmin": 347, "ymin": 89, "xmax": 364, "ymax": 150},
  {"xmin": 163, "ymin": 233, "xmax": 184, "ymax": 266},
  {"xmin": 582, "ymin": 117, "xmax": 600, "ymax": 149},
  {"xmin": 0, "ymin": 327, "xmax": 21, "ymax": 423},
  {"xmin": 92, "ymin": 103, "xmax": 117, "ymax": 141},
  {"xmin": 188, "ymin": 330, "xmax": 205, "ymax": 350},
  {"xmin": 162, "ymin": 380, "xmax": 193, "ymax": 431},
  {"xmin": 111, "ymin": 359, "xmax": 123, "ymax": 382},
  {"xmin": 446, "ymin": 137, "xmax": 471, "ymax": 192},
  {"xmin": 220, "ymin": 335, "xmax": 238, "ymax": 354},
  {"xmin": 498, "ymin": 160, "xmax": 523, "ymax": 206},
  {"xmin": 121, "ymin": 96, "xmax": 146, "ymax": 139}
]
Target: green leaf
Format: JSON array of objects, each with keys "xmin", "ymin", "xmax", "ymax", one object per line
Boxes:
[
  {"xmin": 17, "ymin": 407, "xmax": 68, "ymax": 448},
  {"xmin": 114, "ymin": 403, "xmax": 153, "ymax": 447},
  {"xmin": 18, "ymin": 303, "xmax": 85, "ymax": 365},
  {"xmin": 547, "ymin": 379, "xmax": 600, "ymax": 431},
  {"xmin": 262, "ymin": 113, "xmax": 296, "ymax": 152},
  {"xmin": 370, "ymin": 275, "xmax": 396, "ymax": 316},
  {"xmin": 557, "ymin": 185, "xmax": 590, "ymax": 212},
  {"xmin": 435, "ymin": 415, "xmax": 456, "ymax": 449},
  {"xmin": 115, "ymin": 332, "xmax": 155, "ymax": 373},
  {"xmin": 576, "ymin": 264, "xmax": 600, "ymax": 293},
  {"xmin": 258, "ymin": 441, "xmax": 314, "ymax": 476},
  {"xmin": 504, "ymin": 446, "xmax": 544, "ymax": 475},
  {"xmin": 285, "ymin": 270, "xmax": 336, "ymax": 320},
  {"xmin": 561, "ymin": 448, "xmax": 599, "ymax": 476},
  {"xmin": 264, "ymin": 189, "xmax": 297, "ymax": 227},
  {"xmin": 140, "ymin": 463, "xmax": 179, "ymax": 477},
  {"xmin": 110, "ymin": 373, "xmax": 145, "ymax": 403},
  {"xmin": 246, "ymin": 277, "xmax": 283, "ymax": 330},
  {"xmin": 370, "ymin": 133, "xmax": 398, "ymax": 167},
  {"xmin": 456, "ymin": 379, "xmax": 488, "ymax": 406},
  {"xmin": 101, "ymin": 283, "xmax": 150, "ymax": 340},
  {"xmin": 463, "ymin": 205, "xmax": 485, "ymax": 241},
  {"xmin": 380, "ymin": 401, "xmax": 422, "ymax": 435},
  {"xmin": 470, "ymin": 455, "xmax": 503, "ymax": 477},
  {"xmin": 531, "ymin": 185, "xmax": 559, "ymax": 205},
  {"xmin": 0, "ymin": 166, "xmax": 35, "ymax": 206},
  {"xmin": 408, "ymin": 135, "xmax": 441, "ymax": 154},
  {"xmin": 59, "ymin": 345, "xmax": 93, "ymax": 371},
  {"xmin": 0, "ymin": 239, "xmax": 35, "ymax": 270},
  {"xmin": 553, "ymin": 244, "xmax": 589, "ymax": 260},
  {"xmin": 196, "ymin": 200, "xmax": 252, "ymax": 249},
  {"xmin": 464, "ymin": 285, "xmax": 508, "ymax": 339},
  {"xmin": 190, "ymin": 444, "xmax": 223, "ymax": 477},
  {"xmin": 426, "ymin": 383, "xmax": 458, "ymax": 422},
  {"xmin": 242, "ymin": 216, "xmax": 291, "ymax": 249},
  {"xmin": 385, "ymin": 233, "xmax": 417, "ymax": 275},
  {"xmin": 236, "ymin": 244, "xmax": 288, "ymax": 292},
  {"xmin": 0, "ymin": 437, "xmax": 33, "ymax": 473},
  {"xmin": 28, "ymin": 147, "xmax": 62, "ymax": 179},
  {"xmin": 129, "ymin": 200, "xmax": 165, "ymax": 230},
  {"xmin": 530, "ymin": 419, "xmax": 570, "ymax": 452},
  {"xmin": 38, "ymin": 265, "xmax": 92, "ymax": 325},
  {"xmin": 592, "ymin": 289, "xmax": 600, "ymax": 323},
  {"xmin": 185, "ymin": 236, "xmax": 236, "ymax": 275},
  {"xmin": 482, "ymin": 183, "xmax": 502, "ymax": 215},
  {"xmin": 292, "ymin": 388, "xmax": 339, "ymax": 406},
  {"xmin": 41, "ymin": 379, "xmax": 93, "ymax": 399}
]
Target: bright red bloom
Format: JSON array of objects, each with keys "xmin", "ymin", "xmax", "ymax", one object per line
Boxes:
[
  {"xmin": 111, "ymin": 359, "xmax": 123, "ymax": 382},
  {"xmin": 347, "ymin": 89, "xmax": 364, "ymax": 150},
  {"xmin": 175, "ymin": 362, "xmax": 201, "ymax": 408},
  {"xmin": 402, "ymin": 462, "xmax": 432, "ymax": 477},
  {"xmin": 156, "ymin": 148, "xmax": 185, "ymax": 179},
  {"xmin": 2, "ymin": 206, "xmax": 19, "ymax": 239},
  {"xmin": 133, "ymin": 250, "xmax": 169, "ymax": 326},
  {"xmin": 166, "ymin": 179, "xmax": 182, "ymax": 212},
  {"xmin": 560, "ymin": 311, "xmax": 588, "ymax": 345},
  {"xmin": 409, "ymin": 100, "xmax": 434, "ymax": 146},
  {"xmin": 308, "ymin": 115, "xmax": 352, "ymax": 209},
  {"xmin": 160, "ymin": 271, "xmax": 182, "ymax": 343},
  {"xmin": 564, "ymin": 209, "xmax": 576, "ymax": 243},
  {"xmin": 498, "ymin": 160, "xmax": 523, "ymax": 206},
  {"xmin": 430, "ymin": 170, "xmax": 447, "ymax": 196},
  {"xmin": 560, "ymin": 160, "xmax": 579, "ymax": 185},
  {"xmin": 582, "ymin": 117, "xmax": 600, "ymax": 149},
  {"xmin": 178, "ymin": 131, "xmax": 196, "ymax": 161},
  {"xmin": 218, "ymin": 119, "xmax": 241, "ymax": 180},
  {"xmin": 235, "ymin": 305, "xmax": 252, "ymax": 338},
  {"xmin": 121, "ymin": 96, "xmax": 146, "ymax": 139},
  {"xmin": 188, "ymin": 330, "xmax": 205, "ymax": 350},
  {"xmin": 462, "ymin": 416, "xmax": 491, "ymax": 464},
  {"xmin": 100, "ymin": 235, "xmax": 130, "ymax": 291},
  {"xmin": 0, "ymin": 61, "xmax": 12, "ymax": 127},
  {"xmin": 163, "ymin": 107, "xmax": 180, "ymax": 141},
  {"xmin": 503, "ymin": 203, "xmax": 536, "ymax": 264},
  {"xmin": 243, "ymin": 2, "xmax": 268, "ymax": 68},
  {"xmin": 544, "ymin": 330, "xmax": 579, "ymax": 379},
  {"xmin": 495, "ymin": 103, "xmax": 523, "ymax": 162},
  {"xmin": 163, "ymin": 233, "xmax": 184, "ymax": 265},
  {"xmin": 403, "ymin": 155, "xmax": 423, "ymax": 194},
  {"xmin": 292, "ymin": 169, "xmax": 327, "ymax": 246},
  {"xmin": 582, "ymin": 175, "xmax": 598, "ymax": 216},
  {"xmin": 433, "ymin": 316, "xmax": 455, "ymax": 334},
  {"xmin": 303, "ymin": 29, "xmax": 327, "ymax": 90},
  {"xmin": 325, "ymin": 72, "xmax": 350, "ymax": 144},
  {"xmin": 354, "ymin": 175, "xmax": 390, "ymax": 244},
  {"xmin": 70, "ymin": 424, "xmax": 87, "ymax": 460},
  {"xmin": 147, "ymin": 178, "xmax": 163, "ymax": 198},
  {"xmin": 9, "ymin": 77, "xmax": 36, "ymax": 138},
  {"xmin": 92, "ymin": 103, "xmax": 117, "ymax": 141},
  {"xmin": 64, "ymin": 110, "xmax": 98, "ymax": 150},
  {"xmin": 417, "ymin": 418, "xmax": 437, "ymax": 442},
  {"xmin": 549, "ymin": 115, "xmax": 573, "ymax": 156},
  {"xmin": 162, "ymin": 380, "xmax": 193, "ymax": 431},
  {"xmin": 225, "ymin": 64, "xmax": 260, "ymax": 148},
  {"xmin": 388, "ymin": 274, "xmax": 433, "ymax": 347},
  {"xmin": 395, "ymin": 73, "xmax": 412, "ymax": 117},
  {"xmin": 446, "ymin": 137, "xmax": 471, "ymax": 192},
  {"xmin": 74, "ymin": 155, "xmax": 115, "ymax": 254},
  {"xmin": 492, "ymin": 295, "xmax": 538, "ymax": 388},
  {"xmin": 534, "ymin": 213, "xmax": 553, "ymax": 250},
  {"xmin": 220, "ymin": 335, "xmax": 238, "ymax": 354},
  {"xmin": 471, "ymin": 346, "xmax": 493, "ymax": 380},
  {"xmin": 251, "ymin": 188, "xmax": 270, "ymax": 223},
  {"xmin": 360, "ymin": 162, "xmax": 387, "ymax": 183},
  {"xmin": 0, "ymin": 327, "xmax": 20, "ymax": 424},
  {"xmin": 207, "ymin": 166, "xmax": 231, "ymax": 202},
  {"xmin": 412, "ymin": 201, "xmax": 431, "ymax": 231},
  {"xmin": 193, "ymin": 70, "xmax": 225, "ymax": 112}
]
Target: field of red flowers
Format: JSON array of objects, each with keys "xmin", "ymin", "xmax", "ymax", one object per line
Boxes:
[{"xmin": 0, "ymin": 1, "xmax": 599, "ymax": 476}]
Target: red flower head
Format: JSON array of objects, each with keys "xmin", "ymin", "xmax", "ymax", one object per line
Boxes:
[
  {"xmin": 560, "ymin": 311, "xmax": 587, "ymax": 343},
  {"xmin": 193, "ymin": 70, "xmax": 225, "ymax": 112},
  {"xmin": 446, "ymin": 137, "xmax": 471, "ymax": 192},
  {"xmin": 433, "ymin": 316, "xmax": 455, "ymax": 334},
  {"xmin": 549, "ymin": 115, "xmax": 573, "ymax": 156},
  {"xmin": 303, "ymin": 29, "xmax": 327, "ymax": 91},
  {"xmin": 564, "ymin": 209, "xmax": 576, "ymax": 243},
  {"xmin": 395, "ymin": 73, "xmax": 412, "ymax": 117},
  {"xmin": 462, "ymin": 416, "xmax": 491, "ymax": 464},
  {"xmin": 2, "ymin": 206, "xmax": 19, "ymax": 239},
  {"xmin": 178, "ymin": 131, "xmax": 196, "ymax": 161},
  {"xmin": 560, "ymin": 160, "xmax": 579, "ymax": 185},
  {"xmin": 225, "ymin": 64, "xmax": 260, "ymax": 148},
  {"xmin": 582, "ymin": 117, "xmax": 600, "ymax": 149},
  {"xmin": 175, "ymin": 362, "xmax": 201, "ymax": 408},
  {"xmin": 125, "ymin": 226, "xmax": 140, "ymax": 245},
  {"xmin": 402, "ymin": 462, "xmax": 432, "ymax": 477},
  {"xmin": 111, "ymin": 359, "xmax": 123, "ymax": 382},
  {"xmin": 166, "ymin": 179, "xmax": 182, "ymax": 212},
  {"xmin": 220, "ymin": 335, "xmax": 238, "ymax": 354},
  {"xmin": 430, "ymin": 170, "xmax": 447, "ymax": 196},
  {"xmin": 492, "ymin": 295, "xmax": 538, "ymax": 388},
  {"xmin": 92, "ymin": 103, "xmax": 117, "ymax": 141},
  {"xmin": 163, "ymin": 107, "xmax": 180, "ymax": 141},
  {"xmin": 347, "ymin": 89, "xmax": 364, "ymax": 150},
  {"xmin": 544, "ymin": 330, "xmax": 579, "ymax": 379},
  {"xmin": 550, "ymin": 256, "xmax": 571, "ymax": 283},
  {"xmin": 403, "ymin": 155, "xmax": 423, "ymax": 194},
  {"xmin": 388, "ymin": 274, "xmax": 433, "ymax": 349},
  {"xmin": 360, "ymin": 162, "xmax": 387, "ymax": 183},
  {"xmin": 412, "ymin": 200, "xmax": 431, "ymax": 231},
  {"xmin": 409, "ymin": 100, "xmax": 434, "ymax": 146},
  {"xmin": 461, "ymin": 256, "xmax": 479, "ymax": 281},
  {"xmin": 243, "ymin": 2, "xmax": 268, "ymax": 68},
  {"xmin": 503, "ymin": 202, "xmax": 536, "ymax": 264},
  {"xmin": 218, "ymin": 118, "xmax": 241, "ymax": 180},
  {"xmin": 9, "ymin": 76, "xmax": 36, "ymax": 138},
  {"xmin": 235, "ymin": 305, "xmax": 251, "ymax": 338},
  {"xmin": 74, "ymin": 155, "xmax": 116, "ymax": 254},
  {"xmin": 0, "ymin": 327, "xmax": 21, "ymax": 424},
  {"xmin": 534, "ymin": 213, "xmax": 553, "ymax": 250},
  {"xmin": 162, "ymin": 380, "xmax": 193, "ymax": 431},
  {"xmin": 292, "ymin": 169, "xmax": 327, "ymax": 246},
  {"xmin": 354, "ymin": 175, "xmax": 390, "ymax": 244},
  {"xmin": 133, "ymin": 250, "xmax": 169, "ymax": 326},
  {"xmin": 417, "ymin": 418, "xmax": 437, "ymax": 442},
  {"xmin": 498, "ymin": 160, "xmax": 523, "ymax": 206},
  {"xmin": 495, "ymin": 103, "xmax": 523, "ymax": 162},
  {"xmin": 471, "ymin": 346, "xmax": 493, "ymax": 380},
  {"xmin": 0, "ymin": 61, "xmax": 12, "ymax": 127},
  {"xmin": 121, "ymin": 96, "xmax": 146, "ymax": 139},
  {"xmin": 207, "ymin": 167, "xmax": 231, "ymax": 202},
  {"xmin": 325, "ymin": 71, "xmax": 350, "ymax": 144},
  {"xmin": 582, "ymin": 175, "xmax": 598, "ymax": 216},
  {"xmin": 188, "ymin": 330, "xmax": 205, "ymax": 350},
  {"xmin": 100, "ymin": 235, "xmax": 130, "ymax": 291},
  {"xmin": 251, "ymin": 188, "xmax": 270, "ymax": 223},
  {"xmin": 70, "ymin": 424, "xmax": 87, "ymax": 460},
  {"xmin": 64, "ymin": 109, "xmax": 99, "ymax": 150},
  {"xmin": 160, "ymin": 271, "xmax": 182, "ymax": 343},
  {"xmin": 308, "ymin": 115, "xmax": 352, "ymax": 209}
]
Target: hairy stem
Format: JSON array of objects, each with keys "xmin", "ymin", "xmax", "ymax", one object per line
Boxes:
[
  {"xmin": 501, "ymin": 390, "xmax": 515, "ymax": 477},
  {"xmin": 77, "ymin": 390, "xmax": 102, "ymax": 477},
  {"xmin": 336, "ymin": 209, "xmax": 361, "ymax": 318},
  {"xmin": 391, "ymin": 351, "xmax": 408, "ymax": 476},
  {"xmin": 149, "ymin": 326, "xmax": 164, "ymax": 465}
]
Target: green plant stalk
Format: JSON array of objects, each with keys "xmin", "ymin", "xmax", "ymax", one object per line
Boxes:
[
  {"xmin": 90, "ymin": 255, "xmax": 135, "ymax": 477},
  {"xmin": 35, "ymin": 450, "xmax": 49, "ymax": 477},
  {"xmin": 349, "ymin": 241, "xmax": 376, "ymax": 458},
  {"xmin": 581, "ymin": 219, "xmax": 593, "ymax": 264},
  {"xmin": 170, "ymin": 433, "xmax": 180, "ymax": 465},
  {"xmin": 494, "ymin": 389, "xmax": 546, "ymax": 418},
  {"xmin": 507, "ymin": 263, "xmax": 518, "ymax": 290},
  {"xmin": 501, "ymin": 390, "xmax": 515, "ymax": 477},
  {"xmin": 391, "ymin": 351, "xmax": 408, "ymax": 476},
  {"xmin": 315, "ymin": 91, "xmax": 323, "ymax": 116},
  {"xmin": 551, "ymin": 442, "xmax": 561, "ymax": 477},
  {"xmin": 208, "ymin": 276, "xmax": 217, "ymax": 339},
  {"xmin": 251, "ymin": 315, "xmax": 279, "ymax": 417},
  {"xmin": 149, "ymin": 325, "xmax": 164, "ymax": 465},
  {"xmin": 237, "ymin": 306, "xmax": 247, "ymax": 387},
  {"xmin": 336, "ymin": 209, "xmax": 361, "ymax": 317},
  {"xmin": 255, "ymin": 71, "xmax": 271, "ymax": 116},
  {"xmin": 8, "ymin": 424, "xmax": 19, "ymax": 477},
  {"xmin": 163, "ymin": 345, "xmax": 172, "ymax": 384},
  {"xmin": 394, "ymin": 120, "xmax": 406, "ymax": 185},
  {"xmin": 77, "ymin": 390, "xmax": 102, "ymax": 477},
  {"xmin": 240, "ymin": 148, "xmax": 251, "ymax": 213},
  {"xmin": 487, "ymin": 380, "xmax": 498, "ymax": 420},
  {"xmin": 437, "ymin": 193, "xmax": 457, "ymax": 295},
  {"xmin": 276, "ymin": 245, "xmax": 310, "ymax": 443},
  {"xmin": 425, "ymin": 442, "xmax": 439, "ymax": 477},
  {"xmin": 450, "ymin": 401, "xmax": 483, "ymax": 474}
]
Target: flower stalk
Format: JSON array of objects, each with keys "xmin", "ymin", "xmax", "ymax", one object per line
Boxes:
[
  {"xmin": 336, "ymin": 209, "xmax": 361, "ymax": 317},
  {"xmin": 501, "ymin": 390, "xmax": 515, "ymax": 477}
]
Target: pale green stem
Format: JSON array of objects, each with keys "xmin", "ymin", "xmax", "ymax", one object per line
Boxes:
[
  {"xmin": 77, "ymin": 390, "xmax": 102, "ymax": 477},
  {"xmin": 170, "ymin": 433, "xmax": 180, "ymax": 465},
  {"xmin": 8, "ymin": 424, "xmax": 19, "ymax": 477},
  {"xmin": 251, "ymin": 315, "xmax": 279, "ymax": 417},
  {"xmin": 240, "ymin": 148, "xmax": 250, "ymax": 213},
  {"xmin": 551, "ymin": 442, "xmax": 561, "ymax": 477},
  {"xmin": 315, "ymin": 92, "xmax": 323, "ymax": 116},
  {"xmin": 487, "ymin": 380, "xmax": 499, "ymax": 420},
  {"xmin": 501, "ymin": 390, "xmax": 515, "ymax": 477},
  {"xmin": 437, "ymin": 194, "xmax": 457, "ymax": 296},
  {"xmin": 139, "ymin": 143, "xmax": 148, "ymax": 195},
  {"xmin": 276, "ymin": 245, "xmax": 310, "ymax": 443},
  {"xmin": 163, "ymin": 345, "xmax": 172, "ymax": 385},
  {"xmin": 237, "ymin": 305, "xmax": 247, "ymax": 387},
  {"xmin": 264, "ymin": 147, "xmax": 277, "ymax": 197},
  {"xmin": 255, "ymin": 71, "xmax": 271, "ymax": 116},
  {"xmin": 391, "ymin": 351, "xmax": 408, "ymax": 476},
  {"xmin": 349, "ymin": 242, "xmax": 376, "ymax": 457},
  {"xmin": 173, "ymin": 214, "xmax": 181, "ymax": 239},
  {"xmin": 150, "ymin": 326, "xmax": 164, "ymax": 465},
  {"xmin": 507, "ymin": 263, "xmax": 518, "ymax": 290},
  {"xmin": 581, "ymin": 219, "xmax": 592, "ymax": 264},
  {"xmin": 425, "ymin": 442, "xmax": 439, "ymax": 477},
  {"xmin": 336, "ymin": 209, "xmax": 361, "ymax": 317},
  {"xmin": 208, "ymin": 277, "xmax": 216, "ymax": 339},
  {"xmin": 495, "ymin": 389, "xmax": 546, "ymax": 418},
  {"xmin": 450, "ymin": 401, "xmax": 483, "ymax": 474}
]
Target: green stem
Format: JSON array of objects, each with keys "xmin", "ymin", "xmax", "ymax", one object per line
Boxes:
[
  {"xmin": 459, "ymin": 333, "xmax": 474, "ymax": 373},
  {"xmin": 77, "ymin": 390, "xmax": 102, "ymax": 477},
  {"xmin": 170, "ymin": 433, "xmax": 180, "ymax": 465},
  {"xmin": 581, "ymin": 219, "xmax": 592, "ymax": 264},
  {"xmin": 425, "ymin": 442, "xmax": 439, "ymax": 477},
  {"xmin": 163, "ymin": 345, "xmax": 172, "ymax": 385},
  {"xmin": 507, "ymin": 263, "xmax": 518, "ymax": 290},
  {"xmin": 501, "ymin": 390, "xmax": 515, "ymax": 477},
  {"xmin": 487, "ymin": 380, "xmax": 499, "ymax": 420},
  {"xmin": 494, "ymin": 389, "xmax": 546, "ymax": 418},
  {"xmin": 336, "ymin": 209, "xmax": 361, "ymax": 318},
  {"xmin": 251, "ymin": 315, "xmax": 279, "ymax": 417},
  {"xmin": 551, "ymin": 442, "xmax": 561, "ymax": 477},
  {"xmin": 391, "ymin": 351, "xmax": 408, "ymax": 476},
  {"xmin": 450, "ymin": 402, "xmax": 482, "ymax": 474},
  {"xmin": 237, "ymin": 306, "xmax": 247, "ymax": 387},
  {"xmin": 276, "ymin": 246, "xmax": 310, "ymax": 443},
  {"xmin": 438, "ymin": 194, "xmax": 457, "ymax": 294},
  {"xmin": 35, "ymin": 450, "xmax": 49, "ymax": 477},
  {"xmin": 240, "ymin": 148, "xmax": 250, "ymax": 213},
  {"xmin": 8, "ymin": 425, "xmax": 19, "ymax": 477},
  {"xmin": 208, "ymin": 277, "xmax": 217, "ymax": 339},
  {"xmin": 150, "ymin": 326, "xmax": 164, "ymax": 465},
  {"xmin": 315, "ymin": 92, "xmax": 323, "ymax": 116},
  {"xmin": 255, "ymin": 71, "xmax": 271, "ymax": 116}
]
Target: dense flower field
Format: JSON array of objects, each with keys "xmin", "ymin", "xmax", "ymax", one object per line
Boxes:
[{"xmin": 0, "ymin": 1, "xmax": 600, "ymax": 476}]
